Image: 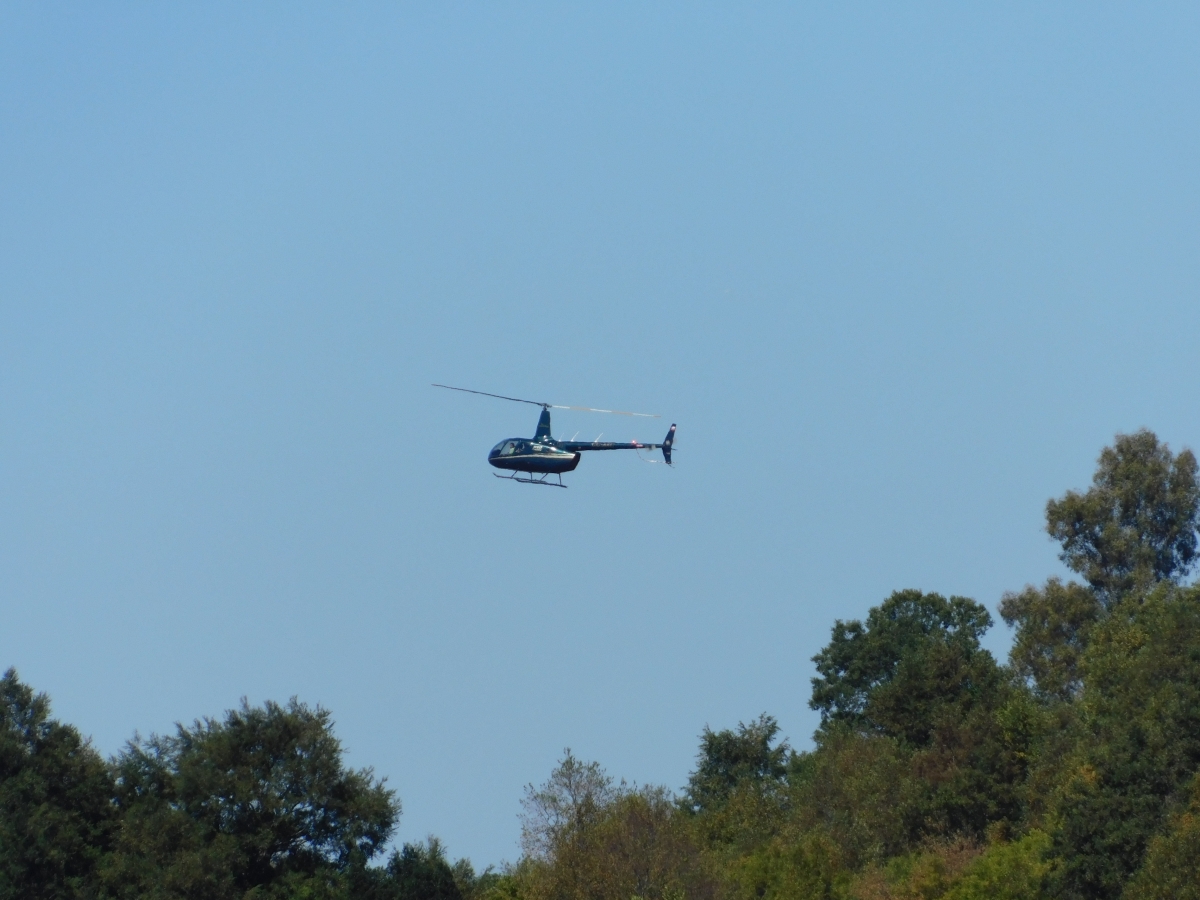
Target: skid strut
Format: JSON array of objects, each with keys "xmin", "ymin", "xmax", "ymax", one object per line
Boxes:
[{"xmin": 493, "ymin": 472, "xmax": 567, "ymax": 488}]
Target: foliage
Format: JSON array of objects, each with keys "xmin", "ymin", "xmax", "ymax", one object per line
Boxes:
[
  {"xmin": 448, "ymin": 856, "xmax": 509, "ymax": 900},
  {"xmin": 848, "ymin": 837, "xmax": 981, "ymax": 900},
  {"xmin": 519, "ymin": 749, "xmax": 617, "ymax": 862},
  {"xmin": 999, "ymin": 578, "xmax": 1100, "ymax": 701},
  {"xmin": 0, "ymin": 668, "xmax": 115, "ymax": 900},
  {"xmin": 683, "ymin": 715, "xmax": 792, "ymax": 853},
  {"xmin": 807, "ymin": 590, "xmax": 1028, "ymax": 844},
  {"xmin": 517, "ymin": 753, "xmax": 714, "ymax": 900},
  {"xmin": 684, "ymin": 714, "xmax": 790, "ymax": 817},
  {"xmin": 101, "ymin": 697, "xmax": 398, "ymax": 899},
  {"xmin": 809, "ymin": 590, "xmax": 992, "ymax": 744},
  {"xmin": 1045, "ymin": 582, "xmax": 1200, "ymax": 900},
  {"xmin": 788, "ymin": 730, "xmax": 923, "ymax": 868},
  {"xmin": 369, "ymin": 837, "xmax": 463, "ymax": 900},
  {"xmin": 1123, "ymin": 772, "xmax": 1200, "ymax": 900},
  {"xmin": 3, "ymin": 428, "xmax": 1197, "ymax": 900},
  {"xmin": 727, "ymin": 830, "xmax": 845, "ymax": 900},
  {"xmin": 1045, "ymin": 429, "xmax": 1198, "ymax": 604},
  {"xmin": 845, "ymin": 830, "xmax": 1050, "ymax": 900},
  {"xmin": 941, "ymin": 830, "xmax": 1051, "ymax": 900}
]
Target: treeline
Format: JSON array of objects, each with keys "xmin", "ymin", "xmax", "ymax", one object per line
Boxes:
[{"xmin": 4, "ymin": 430, "xmax": 1200, "ymax": 900}]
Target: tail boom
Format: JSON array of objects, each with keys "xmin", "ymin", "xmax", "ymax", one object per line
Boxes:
[{"xmin": 558, "ymin": 423, "xmax": 676, "ymax": 464}]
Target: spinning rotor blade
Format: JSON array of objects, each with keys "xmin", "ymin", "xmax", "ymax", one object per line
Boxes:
[
  {"xmin": 432, "ymin": 384, "xmax": 546, "ymax": 407},
  {"xmin": 550, "ymin": 404, "xmax": 659, "ymax": 418},
  {"xmin": 432, "ymin": 384, "xmax": 659, "ymax": 417}
]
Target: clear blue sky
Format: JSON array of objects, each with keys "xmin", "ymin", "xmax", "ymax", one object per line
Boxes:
[{"xmin": 3, "ymin": 3, "xmax": 1198, "ymax": 868}]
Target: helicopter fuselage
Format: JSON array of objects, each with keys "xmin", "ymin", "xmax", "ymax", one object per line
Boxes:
[{"xmin": 488, "ymin": 439, "xmax": 581, "ymax": 474}]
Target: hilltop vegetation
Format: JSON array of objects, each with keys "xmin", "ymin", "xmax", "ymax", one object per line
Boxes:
[{"xmin": 3, "ymin": 430, "xmax": 1198, "ymax": 900}]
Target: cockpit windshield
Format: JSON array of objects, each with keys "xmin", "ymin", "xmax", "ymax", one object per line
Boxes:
[{"xmin": 491, "ymin": 440, "xmax": 519, "ymax": 456}]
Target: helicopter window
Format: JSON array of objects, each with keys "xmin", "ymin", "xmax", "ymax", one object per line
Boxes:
[{"xmin": 503, "ymin": 442, "xmax": 517, "ymax": 455}]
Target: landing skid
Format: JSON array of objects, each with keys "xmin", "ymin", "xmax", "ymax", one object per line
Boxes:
[{"xmin": 494, "ymin": 472, "xmax": 567, "ymax": 488}]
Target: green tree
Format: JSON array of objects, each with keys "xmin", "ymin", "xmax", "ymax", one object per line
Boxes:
[
  {"xmin": 102, "ymin": 697, "xmax": 398, "ymax": 899},
  {"xmin": 0, "ymin": 668, "xmax": 115, "ymax": 900},
  {"xmin": 1123, "ymin": 772, "xmax": 1200, "ymax": 900},
  {"xmin": 683, "ymin": 714, "xmax": 790, "ymax": 816},
  {"xmin": 526, "ymin": 788, "xmax": 711, "ymax": 900},
  {"xmin": 999, "ymin": 578, "xmax": 1101, "ymax": 701},
  {"xmin": 808, "ymin": 592, "xmax": 1029, "ymax": 844},
  {"xmin": 728, "ymin": 830, "xmax": 844, "ymax": 900},
  {"xmin": 849, "ymin": 836, "xmax": 982, "ymax": 900},
  {"xmin": 809, "ymin": 590, "xmax": 993, "ymax": 745},
  {"xmin": 1046, "ymin": 429, "xmax": 1198, "ymax": 605},
  {"xmin": 788, "ymin": 730, "xmax": 922, "ymax": 867},
  {"xmin": 519, "ymin": 749, "xmax": 616, "ymax": 862},
  {"xmin": 448, "ymin": 857, "xmax": 508, "ymax": 900},
  {"xmin": 370, "ymin": 838, "xmax": 463, "ymax": 900},
  {"xmin": 942, "ymin": 830, "xmax": 1051, "ymax": 900},
  {"xmin": 846, "ymin": 831, "xmax": 1050, "ymax": 900},
  {"xmin": 1047, "ymin": 583, "xmax": 1200, "ymax": 900}
]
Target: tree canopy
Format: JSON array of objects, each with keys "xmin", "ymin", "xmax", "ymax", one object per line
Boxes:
[
  {"xmin": 684, "ymin": 715, "xmax": 790, "ymax": 816},
  {"xmin": 4, "ymin": 428, "xmax": 1199, "ymax": 900},
  {"xmin": 999, "ymin": 577, "xmax": 1100, "ymax": 701},
  {"xmin": 0, "ymin": 669, "xmax": 115, "ymax": 900},
  {"xmin": 809, "ymin": 590, "xmax": 994, "ymax": 744},
  {"xmin": 102, "ymin": 697, "xmax": 399, "ymax": 899},
  {"xmin": 1046, "ymin": 428, "xmax": 1198, "ymax": 603}
]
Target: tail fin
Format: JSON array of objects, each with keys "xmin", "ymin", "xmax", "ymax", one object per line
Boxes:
[{"xmin": 662, "ymin": 424, "xmax": 676, "ymax": 465}]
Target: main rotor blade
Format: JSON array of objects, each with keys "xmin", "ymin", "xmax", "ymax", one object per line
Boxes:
[
  {"xmin": 549, "ymin": 404, "xmax": 660, "ymax": 418},
  {"xmin": 433, "ymin": 384, "xmax": 659, "ymax": 417},
  {"xmin": 432, "ymin": 384, "xmax": 546, "ymax": 407}
]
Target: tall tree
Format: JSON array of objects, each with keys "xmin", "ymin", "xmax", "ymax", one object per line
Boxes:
[
  {"xmin": 999, "ymin": 577, "xmax": 1101, "ymax": 701},
  {"xmin": 809, "ymin": 590, "xmax": 993, "ymax": 742},
  {"xmin": 102, "ymin": 697, "xmax": 398, "ymax": 899},
  {"xmin": 518, "ymin": 754, "xmax": 712, "ymax": 900},
  {"xmin": 0, "ymin": 669, "xmax": 115, "ymax": 900},
  {"xmin": 1046, "ymin": 429, "xmax": 1198, "ymax": 604},
  {"xmin": 808, "ymin": 592, "xmax": 1027, "ymax": 842},
  {"xmin": 519, "ymin": 750, "xmax": 616, "ymax": 862},
  {"xmin": 1047, "ymin": 583, "xmax": 1200, "ymax": 900},
  {"xmin": 368, "ymin": 838, "xmax": 464, "ymax": 900},
  {"xmin": 683, "ymin": 714, "xmax": 790, "ymax": 816},
  {"xmin": 1123, "ymin": 772, "xmax": 1200, "ymax": 900}
]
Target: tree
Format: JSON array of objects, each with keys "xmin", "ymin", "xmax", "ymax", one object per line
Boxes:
[
  {"xmin": 682, "ymin": 716, "xmax": 793, "ymax": 857},
  {"xmin": 102, "ymin": 697, "xmax": 398, "ymax": 899},
  {"xmin": 1123, "ymin": 772, "xmax": 1200, "ymax": 900},
  {"xmin": 942, "ymin": 830, "xmax": 1052, "ymax": 900},
  {"xmin": 519, "ymin": 749, "xmax": 617, "ymax": 862},
  {"xmin": 1046, "ymin": 429, "xmax": 1198, "ymax": 605},
  {"xmin": 371, "ymin": 838, "xmax": 463, "ymax": 900},
  {"xmin": 787, "ymin": 730, "xmax": 921, "ymax": 867},
  {"xmin": 727, "ymin": 829, "xmax": 844, "ymax": 900},
  {"xmin": 683, "ymin": 715, "xmax": 790, "ymax": 816},
  {"xmin": 1047, "ymin": 583, "xmax": 1200, "ymax": 900},
  {"xmin": 517, "ymin": 752, "xmax": 714, "ymax": 900},
  {"xmin": 999, "ymin": 577, "xmax": 1101, "ymax": 701},
  {"xmin": 809, "ymin": 590, "xmax": 993, "ymax": 743},
  {"xmin": 807, "ymin": 592, "xmax": 1028, "ymax": 843},
  {"xmin": 0, "ymin": 669, "xmax": 115, "ymax": 900},
  {"xmin": 447, "ymin": 857, "xmax": 509, "ymax": 900}
]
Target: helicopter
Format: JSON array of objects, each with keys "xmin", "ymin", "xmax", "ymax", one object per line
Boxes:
[{"xmin": 433, "ymin": 384, "xmax": 676, "ymax": 488}]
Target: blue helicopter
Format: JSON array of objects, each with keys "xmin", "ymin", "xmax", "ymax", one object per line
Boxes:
[{"xmin": 434, "ymin": 384, "xmax": 675, "ymax": 488}]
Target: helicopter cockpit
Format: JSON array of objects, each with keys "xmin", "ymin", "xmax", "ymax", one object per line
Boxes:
[{"xmin": 490, "ymin": 440, "xmax": 520, "ymax": 457}]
